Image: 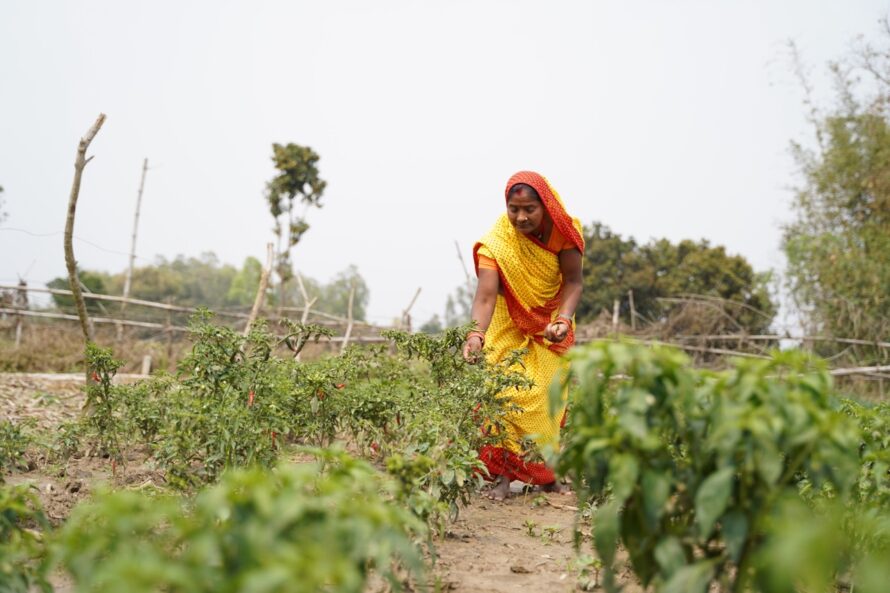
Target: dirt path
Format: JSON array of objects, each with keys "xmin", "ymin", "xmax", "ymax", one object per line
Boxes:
[
  {"xmin": 2, "ymin": 373, "xmax": 636, "ymax": 592},
  {"xmin": 435, "ymin": 492, "xmax": 588, "ymax": 592}
]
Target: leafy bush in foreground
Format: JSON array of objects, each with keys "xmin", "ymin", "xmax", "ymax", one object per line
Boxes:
[
  {"xmin": 52, "ymin": 450, "xmax": 424, "ymax": 593},
  {"xmin": 557, "ymin": 342, "xmax": 890, "ymax": 593},
  {"xmin": 0, "ymin": 483, "xmax": 50, "ymax": 593}
]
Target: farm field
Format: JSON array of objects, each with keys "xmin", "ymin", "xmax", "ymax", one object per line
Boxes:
[
  {"xmin": 2, "ymin": 319, "xmax": 889, "ymax": 593},
  {"xmin": 5, "ymin": 4, "xmax": 890, "ymax": 593},
  {"xmin": 0, "ymin": 364, "xmax": 630, "ymax": 593}
]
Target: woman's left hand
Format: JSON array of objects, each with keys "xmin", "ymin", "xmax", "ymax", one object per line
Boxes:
[{"xmin": 545, "ymin": 320, "xmax": 570, "ymax": 343}]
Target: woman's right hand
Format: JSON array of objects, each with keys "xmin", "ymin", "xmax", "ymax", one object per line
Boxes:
[{"xmin": 463, "ymin": 335, "xmax": 484, "ymax": 363}]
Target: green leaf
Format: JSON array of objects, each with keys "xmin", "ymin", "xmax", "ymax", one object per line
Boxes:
[
  {"xmin": 660, "ymin": 559, "xmax": 715, "ymax": 593},
  {"xmin": 722, "ymin": 511, "xmax": 748, "ymax": 563},
  {"xmin": 755, "ymin": 444, "xmax": 782, "ymax": 485},
  {"xmin": 609, "ymin": 453, "xmax": 640, "ymax": 501},
  {"xmin": 654, "ymin": 536, "xmax": 686, "ymax": 579},
  {"xmin": 594, "ymin": 501, "xmax": 621, "ymax": 567},
  {"xmin": 695, "ymin": 467, "xmax": 734, "ymax": 539},
  {"xmin": 582, "ymin": 438, "xmax": 611, "ymax": 457},
  {"xmin": 641, "ymin": 470, "xmax": 671, "ymax": 529}
]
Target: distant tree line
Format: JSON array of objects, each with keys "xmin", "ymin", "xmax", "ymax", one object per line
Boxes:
[
  {"xmin": 577, "ymin": 222, "xmax": 775, "ymax": 333},
  {"xmin": 47, "ymin": 254, "xmax": 369, "ymax": 322}
]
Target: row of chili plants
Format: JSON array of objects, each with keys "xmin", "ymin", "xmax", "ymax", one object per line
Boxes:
[
  {"xmin": 1, "ymin": 313, "xmax": 528, "ymax": 592},
  {"xmin": 556, "ymin": 341, "xmax": 890, "ymax": 593}
]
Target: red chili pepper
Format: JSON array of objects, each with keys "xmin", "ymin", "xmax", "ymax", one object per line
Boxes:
[
  {"xmin": 471, "ymin": 402, "xmax": 483, "ymax": 423},
  {"xmin": 248, "ymin": 390, "xmax": 255, "ymax": 407},
  {"xmin": 316, "ymin": 388, "xmax": 325, "ymax": 401},
  {"xmin": 91, "ymin": 371, "xmax": 101, "ymax": 383},
  {"xmin": 370, "ymin": 442, "xmax": 379, "ymax": 454},
  {"xmin": 271, "ymin": 431, "xmax": 278, "ymax": 446},
  {"xmin": 335, "ymin": 383, "xmax": 346, "ymax": 389}
]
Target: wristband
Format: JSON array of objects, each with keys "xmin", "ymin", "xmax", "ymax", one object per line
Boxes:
[{"xmin": 466, "ymin": 330, "xmax": 486, "ymax": 346}]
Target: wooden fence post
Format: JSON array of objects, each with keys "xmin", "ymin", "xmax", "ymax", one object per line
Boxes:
[
  {"xmin": 119, "ymin": 157, "xmax": 149, "ymax": 342},
  {"xmin": 165, "ymin": 310, "xmax": 174, "ymax": 370},
  {"xmin": 340, "ymin": 282, "xmax": 356, "ymax": 355},
  {"xmin": 628, "ymin": 289, "xmax": 637, "ymax": 332},
  {"xmin": 13, "ymin": 279, "xmax": 27, "ymax": 349},
  {"xmin": 294, "ymin": 272, "xmax": 317, "ymax": 361}
]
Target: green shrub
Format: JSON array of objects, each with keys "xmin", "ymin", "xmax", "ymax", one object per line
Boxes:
[
  {"xmin": 0, "ymin": 483, "xmax": 50, "ymax": 593},
  {"xmin": 60, "ymin": 317, "xmax": 525, "ymax": 528},
  {"xmin": 52, "ymin": 451, "xmax": 425, "ymax": 593},
  {"xmin": 556, "ymin": 341, "xmax": 886, "ymax": 593},
  {"xmin": 0, "ymin": 420, "xmax": 32, "ymax": 476}
]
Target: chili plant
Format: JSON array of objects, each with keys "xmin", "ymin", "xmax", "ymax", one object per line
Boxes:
[
  {"xmin": 556, "ymin": 342, "xmax": 869, "ymax": 593},
  {"xmin": 0, "ymin": 483, "xmax": 50, "ymax": 593},
  {"xmin": 0, "ymin": 420, "xmax": 32, "ymax": 476},
  {"xmin": 150, "ymin": 316, "xmax": 295, "ymax": 488},
  {"xmin": 83, "ymin": 342, "xmax": 126, "ymax": 461},
  {"xmin": 51, "ymin": 450, "xmax": 425, "ymax": 593}
]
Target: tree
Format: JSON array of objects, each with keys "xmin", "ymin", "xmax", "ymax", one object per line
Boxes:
[
  {"xmin": 226, "ymin": 257, "xmax": 264, "ymax": 306},
  {"xmin": 783, "ymin": 30, "xmax": 890, "ymax": 354},
  {"xmin": 118, "ymin": 253, "xmax": 237, "ymax": 307},
  {"xmin": 47, "ymin": 269, "xmax": 110, "ymax": 314},
  {"xmin": 578, "ymin": 222, "xmax": 775, "ymax": 333},
  {"xmin": 444, "ymin": 280, "xmax": 476, "ymax": 328},
  {"xmin": 419, "ymin": 315, "xmax": 443, "ymax": 334},
  {"xmin": 317, "ymin": 265, "xmax": 369, "ymax": 321},
  {"xmin": 46, "ymin": 253, "xmax": 239, "ymax": 317},
  {"xmin": 265, "ymin": 143, "xmax": 327, "ymax": 309},
  {"xmin": 46, "ymin": 256, "xmax": 374, "ymax": 326}
]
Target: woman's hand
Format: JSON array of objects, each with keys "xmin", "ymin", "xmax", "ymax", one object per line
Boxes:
[
  {"xmin": 463, "ymin": 335, "xmax": 484, "ymax": 363},
  {"xmin": 544, "ymin": 320, "xmax": 570, "ymax": 343}
]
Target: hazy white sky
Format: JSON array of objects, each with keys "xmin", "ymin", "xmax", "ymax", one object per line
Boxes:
[{"xmin": 1, "ymin": 1, "xmax": 888, "ymax": 326}]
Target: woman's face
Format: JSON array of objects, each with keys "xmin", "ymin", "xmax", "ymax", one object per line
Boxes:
[{"xmin": 507, "ymin": 187, "xmax": 546, "ymax": 235}]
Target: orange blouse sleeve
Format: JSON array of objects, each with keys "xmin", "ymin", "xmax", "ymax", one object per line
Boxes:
[{"xmin": 477, "ymin": 254, "xmax": 498, "ymax": 271}]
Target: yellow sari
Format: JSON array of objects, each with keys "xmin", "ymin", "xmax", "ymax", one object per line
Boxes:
[{"xmin": 473, "ymin": 171, "xmax": 584, "ymax": 484}]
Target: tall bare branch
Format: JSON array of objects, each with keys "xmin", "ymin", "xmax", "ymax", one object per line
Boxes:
[{"xmin": 64, "ymin": 113, "xmax": 106, "ymax": 354}]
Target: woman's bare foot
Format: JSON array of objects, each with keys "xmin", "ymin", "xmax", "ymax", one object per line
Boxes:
[
  {"xmin": 484, "ymin": 475, "xmax": 511, "ymax": 501},
  {"xmin": 539, "ymin": 480, "xmax": 572, "ymax": 495}
]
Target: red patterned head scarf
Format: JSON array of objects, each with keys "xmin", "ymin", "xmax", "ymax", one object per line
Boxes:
[{"xmin": 504, "ymin": 171, "xmax": 584, "ymax": 252}]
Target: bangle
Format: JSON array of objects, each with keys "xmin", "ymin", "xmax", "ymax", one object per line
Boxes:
[
  {"xmin": 555, "ymin": 313, "xmax": 573, "ymax": 325},
  {"xmin": 466, "ymin": 330, "xmax": 486, "ymax": 346}
]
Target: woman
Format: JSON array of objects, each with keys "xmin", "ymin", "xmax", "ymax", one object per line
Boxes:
[{"xmin": 463, "ymin": 171, "xmax": 584, "ymax": 501}]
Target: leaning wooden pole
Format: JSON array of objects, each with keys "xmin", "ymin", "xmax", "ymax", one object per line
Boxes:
[
  {"xmin": 118, "ymin": 157, "xmax": 149, "ymax": 341},
  {"xmin": 400, "ymin": 287, "xmax": 422, "ymax": 332},
  {"xmin": 340, "ymin": 282, "xmax": 356, "ymax": 354},
  {"xmin": 243, "ymin": 243, "xmax": 275, "ymax": 337},
  {"xmin": 64, "ymin": 114, "xmax": 106, "ymax": 366}
]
